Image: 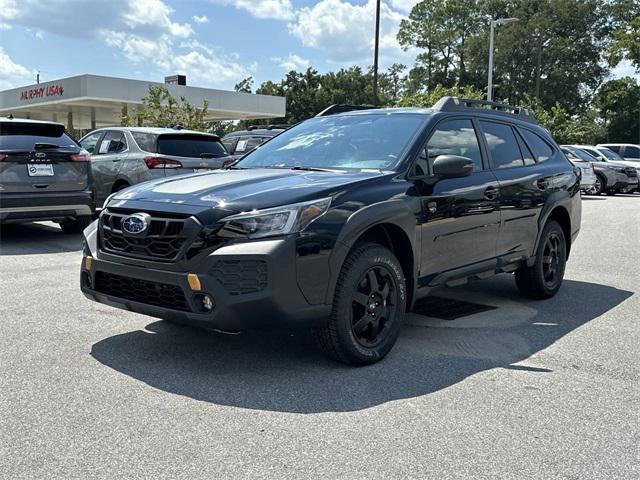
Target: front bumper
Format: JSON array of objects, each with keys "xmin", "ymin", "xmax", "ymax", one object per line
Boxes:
[
  {"xmin": 0, "ymin": 190, "xmax": 94, "ymax": 223},
  {"xmin": 80, "ymin": 234, "xmax": 331, "ymax": 331}
]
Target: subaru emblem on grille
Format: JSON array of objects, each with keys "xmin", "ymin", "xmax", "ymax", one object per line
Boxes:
[{"xmin": 122, "ymin": 213, "xmax": 150, "ymax": 235}]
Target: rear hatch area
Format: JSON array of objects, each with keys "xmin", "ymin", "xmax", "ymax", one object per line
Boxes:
[{"xmin": 0, "ymin": 121, "xmax": 89, "ymax": 194}]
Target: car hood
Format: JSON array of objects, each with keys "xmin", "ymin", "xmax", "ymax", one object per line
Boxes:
[{"xmin": 110, "ymin": 168, "xmax": 385, "ymax": 213}]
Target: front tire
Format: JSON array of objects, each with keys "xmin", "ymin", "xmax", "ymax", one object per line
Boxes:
[
  {"xmin": 593, "ymin": 174, "xmax": 606, "ymax": 195},
  {"xmin": 515, "ymin": 220, "xmax": 566, "ymax": 299},
  {"xmin": 314, "ymin": 243, "xmax": 407, "ymax": 366},
  {"xmin": 59, "ymin": 215, "xmax": 93, "ymax": 234}
]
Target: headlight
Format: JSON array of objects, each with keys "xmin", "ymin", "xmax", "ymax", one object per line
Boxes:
[
  {"xmin": 612, "ymin": 167, "xmax": 626, "ymax": 173},
  {"xmin": 103, "ymin": 192, "xmax": 118, "ymax": 209},
  {"xmin": 218, "ymin": 197, "xmax": 331, "ymax": 239}
]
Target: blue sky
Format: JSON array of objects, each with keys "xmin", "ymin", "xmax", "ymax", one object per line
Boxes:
[{"xmin": 0, "ymin": 0, "xmax": 636, "ymax": 92}]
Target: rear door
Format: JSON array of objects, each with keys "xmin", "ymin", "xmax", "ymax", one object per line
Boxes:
[
  {"xmin": 0, "ymin": 121, "xmax": 88, "ymax": 194},
  {"xmin": 481, "ymin": 120, "xmax": 553, "ymax": 259},
  {"xmin": 89, "ymin": 130, "xmax": 128, "ymax": 201},
  {"xmin": 155, "ymin": 133, "xmax": 229, "ymax": 172}
]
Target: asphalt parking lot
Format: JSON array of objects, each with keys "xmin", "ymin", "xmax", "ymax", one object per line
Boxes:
[{"xmin": 1, "ymin": 195, "xmax": 638, "ymax": 480}]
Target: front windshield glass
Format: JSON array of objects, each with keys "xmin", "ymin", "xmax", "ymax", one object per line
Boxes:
[
  {"xmin": 237, "ymin": 114, "xmax": 426, "ymax": 170},
  {"xmin": 568, "ymin": 147, "xmax": 597, "ymax": 161},
  {"xmin": 598, "ymin": 147, "xmax": 624, "ymax": 161}
]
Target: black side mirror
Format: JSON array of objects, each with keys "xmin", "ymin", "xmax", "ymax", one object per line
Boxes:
[{"xmin": 432, "ymin": 155, "xmax": 474, "ymax": 178}]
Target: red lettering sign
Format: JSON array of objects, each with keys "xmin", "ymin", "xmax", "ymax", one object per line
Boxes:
[{"xmin": 19, "ymin": 84, "xmax": 64, "ymax": 101}]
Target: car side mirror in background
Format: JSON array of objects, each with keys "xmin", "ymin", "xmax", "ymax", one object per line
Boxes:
[{"xmin": 432, "ymin": 155, "xmax": 474, "ymax": 178}]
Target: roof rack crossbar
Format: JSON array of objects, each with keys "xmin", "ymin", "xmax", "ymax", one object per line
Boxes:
[{"xmin": 432, "ymin": 96, "xmax": 537, "ymax": 124}]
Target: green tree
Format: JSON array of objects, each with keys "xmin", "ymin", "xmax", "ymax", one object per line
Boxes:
[
  {"xmin": 397, "ymin": 85, "xmax": 484, "ymax": 107},
  {"xmin": 234, "ymin": 76, "xmax": 254, "ymax": 93},
  {"xmin": 607, "ymin": 0, "xmax": 640, "ymax": 70},
  {"xmin": 593, "ymin": 77, "xmax": 640, "ymax": 143},
  {"xmin": 123, "ymin": 85, "xmax": 209, "ymax": 131}
]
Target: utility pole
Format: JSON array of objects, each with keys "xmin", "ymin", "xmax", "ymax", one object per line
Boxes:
[{"xmin": 372, "ymin": 0, "xmax": 381, "ymax": 106}]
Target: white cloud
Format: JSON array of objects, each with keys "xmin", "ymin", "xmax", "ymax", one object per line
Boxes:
[
  {"xmin": 288, "ymin": 0, "xmax": 413, "ymax": 66},
  {"xmin": 192, "ymin": 15, "xmax": 210, "ymax": 24},
  {"xmin": 122, "ymin": 0, "xmax": 193, "ymax": 38},
  {"xmin": 271, "ymin": 53, "xmax": 310, "ymax": 71},
  {"xmin": 0, "ymin": 48, "xmax": 34, "ymax": 89},
  {"xmin": 389, "ymin": 0, "xmax": 420, "ymax": 13},
  {"xmin": 212, "ymin": 0, "xmax": 295, "ymax": 20},
  {"xmin": 611, "ymin": 60, "xmax": 640, "ymax": 80}
]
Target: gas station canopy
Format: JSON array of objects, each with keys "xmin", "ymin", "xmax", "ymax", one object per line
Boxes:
[{"xmin": 0, "ymin": 74, "xmax": 286, "ymax": 129}]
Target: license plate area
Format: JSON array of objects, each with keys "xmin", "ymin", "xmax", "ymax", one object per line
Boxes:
[{"xmin": 28, "ymin": 164, "xmax": 54, "ymax": 177}]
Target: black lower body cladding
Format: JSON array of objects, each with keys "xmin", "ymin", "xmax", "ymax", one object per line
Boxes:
[{"xmin": 81, "ymin": 234, "xmax": 331, "ymax": 331}]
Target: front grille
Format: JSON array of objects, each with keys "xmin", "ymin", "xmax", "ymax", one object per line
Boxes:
[
  {"xmin": 100, "ymin": 209, "xmax": 201, "ymax": 261},
  {"xmin": 210, "ymin": 260, "xmax": 268, "ymax": 295},
  {"xmin": 624, "ymin": 167, "xmax": 638, "ymax": 178},
  {"xmin": 94, "ymin": 271, "xmax": 190, "ymax": 312}
]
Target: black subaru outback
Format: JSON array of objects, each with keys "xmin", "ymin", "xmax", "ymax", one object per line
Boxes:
[{"xmin": 81, "ymin": 97, "xmax": 581, "ymax": 365}]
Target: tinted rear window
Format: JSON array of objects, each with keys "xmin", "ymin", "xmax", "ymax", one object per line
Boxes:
[
  {"xmin": 131, "ymin": 132, "xmax": 158, "ymax": 152},
  {"xmin": 0, "ymin": 122, "xmax": 77, "ymax": 150},
  {"xmin": 156, "ymin": 134, "xmax": 228, "ymax": 158}
]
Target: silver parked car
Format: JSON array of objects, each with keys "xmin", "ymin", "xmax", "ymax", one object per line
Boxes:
[
  {"xmin": 560, "ymin": 147, "xmax": 597, "ymax": 193},
  {"xmin": 0, "ymin": 117, "xmax": 94, "ymax": 233},
  {"xmin": 597, "ymin": 143, "xmax": 640, "ymax": 162},
  {"xmin": 566, "ymin": 145, "xmax": 639, "ymax": 195},
  {"xmin": 79, "ymin": 127, "xmax": 233, "ymax": 206}
]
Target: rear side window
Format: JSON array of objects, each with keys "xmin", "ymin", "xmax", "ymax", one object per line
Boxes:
[
  {"xmin": 97, "ymin": 131, "xmax": 127, "ymax": 154},
  {"xmin": 480, "ymin": 121, "xmax": 523, "ymax": 169},
  {"xmin": 131, "ymin": 132, "xmax": 158, "ymax": 153},
  {"xmin": 515, "ymin": 130, "xmax": 535, "ymax": 166},
  {"xmin": 157, "ymin": 134, "xmax": 228, "ymax": 158},
  {"xmin": 520, "ymin": 129, "xmax": 553, "ymax": 163},
  {"xmin": 626, "ymin": 146, "xmax": 640, "ymax": 158},
  {"xmin": 605, "ymin": 145, "xmax": 621, "ymax": 153},
  {"xmin": 0, "ymin": 122, "xmax": 77, "ymax": 150}
]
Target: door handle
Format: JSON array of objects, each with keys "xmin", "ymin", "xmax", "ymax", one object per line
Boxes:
[
  {"xmin": 484, "ymin": 186, "xmax": 499, "ymax": 200},
  {"xmin": 536, "ymin": 178, "xmax": 549, "ymax": 190},
  {"xmin": 112, "ymin": 158, "xmax": 122, "ymax": 162}
]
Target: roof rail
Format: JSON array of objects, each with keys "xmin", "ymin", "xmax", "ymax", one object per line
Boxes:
[
  {"xmin": 432, "ymin": 96, "xmax": 537, "ymax": 124},
  {"xmin": 315, "ymin": 104, "xmax": 378, "ymax": 117},
  {"xmin": 247, "ymin": 124, "xmax": 290, "ymax": 131}
]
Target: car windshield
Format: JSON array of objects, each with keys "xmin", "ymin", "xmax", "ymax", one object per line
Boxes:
[
  {"xmin": 598, "ymin": 147, "xmax": 624, "ymax": 161},
  {"xmin": 236, "ymin": 114, "xmax": 426, "ymax": 170}
]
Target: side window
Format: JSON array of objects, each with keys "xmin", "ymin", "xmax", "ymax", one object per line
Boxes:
[
  {"xmin": 520, "ymin": 128, "xmax": 553, "ymax": 163},
  {"xmin": 626, "ymin": 146, "xmax": 640, "ymax": 159},
  {"xmin": 480, "ymin": 121, "xmax": 524, "ymax": 169},
  {"xmin": 131, "ymin": 132, "xmax": 157, "ymax": 153},
  {"xmin": 515, "ymin": 130, "xmax": 535, "ymax": 166},
  {"xmin": 605, "ymin": 145, "xmax": 621, "ymax": 153},
  {"xmin": 421, "ymin": 119, "xmax": 483, "ymax": 174},
  {"xmin": 222, "ymin": 137, "xmax": 238, "ymax": 154},
  {"xmin": 235, "ymin": 136, "xmax": 267, "ymax": 154},
  {"xmin": 80, "ymin": 132, "xmax": 102, "ymax": 154},
  {"xmin": 97, "ymin": 131, "xmax": 127, "ymax": 155}
]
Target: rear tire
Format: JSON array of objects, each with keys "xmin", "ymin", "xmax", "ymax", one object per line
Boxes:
[
  {"xmin": 515, "ymin": 220, "xmax": 566, "ymax": 300},
  {"xmin": 593, "ymin": 174, "xmax": 606, "ymax": 195},
  {"xmin": 59, "ymin": 215, "xmax": 93, "ymax": 234},
  {"xmin": 313, "ymin": 243, "xmax": 407, "ymax": 366}
]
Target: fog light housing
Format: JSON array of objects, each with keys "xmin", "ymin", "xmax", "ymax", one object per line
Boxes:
[{"xmin": 194, "ymin": 293, "xmax": 215, "ymax": 312}]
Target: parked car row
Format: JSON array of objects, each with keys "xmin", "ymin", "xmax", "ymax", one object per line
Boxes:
[{"xmin": 561, "ymin": 144, "xmax": 639, "ymax": 195}]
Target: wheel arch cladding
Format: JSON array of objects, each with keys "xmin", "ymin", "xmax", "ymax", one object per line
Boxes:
[
  {"xmin": 327, "ymin": 200, "xmax": 419, "ymax": 309},
  {"xmin": 547, "ymin": 206, "xmax": 572, "ymax": 259}
]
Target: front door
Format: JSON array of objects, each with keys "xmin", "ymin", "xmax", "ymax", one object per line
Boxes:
[{"xmin": 414, "ymin": 118, "xmax": 501, "ymax": 285}]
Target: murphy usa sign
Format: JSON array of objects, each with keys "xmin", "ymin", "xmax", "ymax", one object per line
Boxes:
[{"xmin": 20, "ymin": 84, "xmax": 64, "ymax": 101}]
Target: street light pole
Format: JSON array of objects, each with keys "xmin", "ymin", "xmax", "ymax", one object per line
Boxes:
[
  {"xmin": 487, "ymin": 17, "xmax": 519, "ymax": 102},
  {"xmin": 487, "ymin": 20, "xmax": 496, "ymax": 102},
  {"xmin": 372, "ymin": 0, "xmax": 381, "ymax": 106}
]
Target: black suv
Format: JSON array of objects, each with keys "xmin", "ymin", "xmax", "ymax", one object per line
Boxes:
[{"xmin": 81, "ymin": 97, "xmax": 581, "ymax": 365}]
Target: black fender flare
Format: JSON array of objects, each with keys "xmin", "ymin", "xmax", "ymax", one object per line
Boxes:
[
  {"xmin": 324, "ymin": 198, "xmax": 419, "ymax": 304},
  {"xmin": 530, "ymin": 190, "xmax": 573, "ymax": 264}
]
